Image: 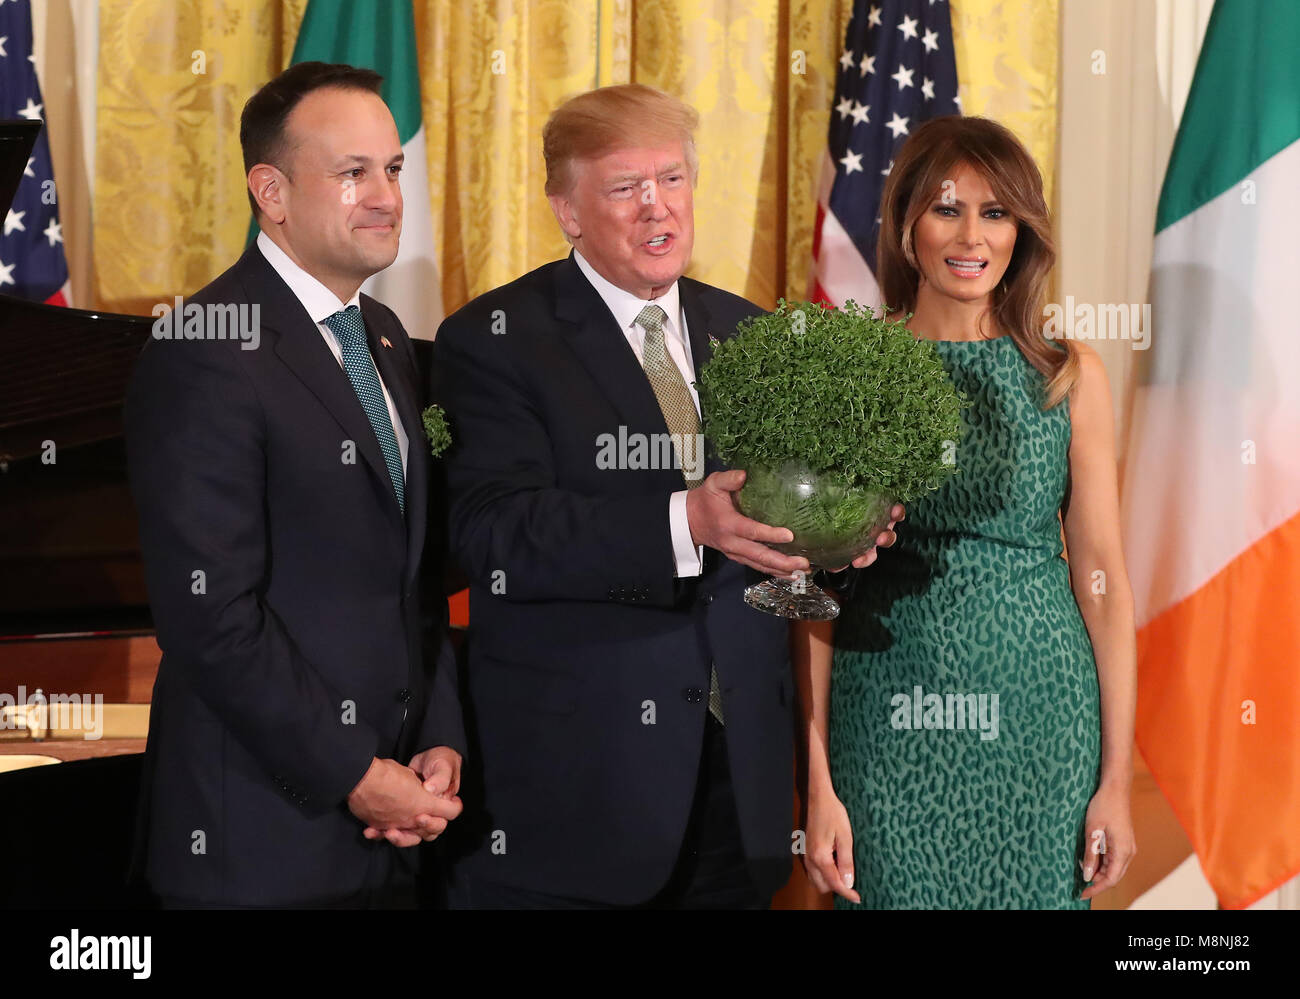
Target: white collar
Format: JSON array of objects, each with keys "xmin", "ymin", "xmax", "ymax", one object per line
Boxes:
[
  {"xmin": 573, "ymin": 249, "xmax": 683, "ymax": 342},
  {"xmin": 256, "ymin": 230, "xmax": 362, "ymax": 324}
]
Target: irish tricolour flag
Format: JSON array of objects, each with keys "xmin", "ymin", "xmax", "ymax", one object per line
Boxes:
[
  {"xmin": 289, "ymin": 0, "xmax": 443, "ymax": 337},
  {"xmin": 1121, "ymin": 0, "xmax": 1300, "ymax": 909}
]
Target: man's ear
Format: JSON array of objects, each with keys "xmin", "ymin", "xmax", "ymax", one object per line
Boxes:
[
  {"xmin": 548, "ymin": 193, "xmax": 581, "ymax": 241},
  {"xmin": 249, "ymin": 164, "xmax": 287, "ymax": 225}
]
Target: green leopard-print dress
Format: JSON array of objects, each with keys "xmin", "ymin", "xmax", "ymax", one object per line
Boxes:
[{"xmin": 830, "ymin": 335, "xmax": 1101, "ymax": 909}]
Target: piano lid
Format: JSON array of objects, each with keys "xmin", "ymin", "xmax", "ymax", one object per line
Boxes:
[
  {"xmin": 0, "ymin": 295, "xmax": 152, "ymax": 463},
  {"xmin": 0, "ymin": 119, "xmax": 152, "ymax": 464}
]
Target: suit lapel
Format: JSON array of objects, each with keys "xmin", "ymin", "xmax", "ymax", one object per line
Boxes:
[
  {"xmin": 679, "ymin": 277, "xmax": 718, "ymax": 381},
  {"xmin": 680, "ymin": 278, "xmax": 737, "ymax": 574},
  {"xmin": 240, "ymin": 247, "xmax": 404, "ymax": 529},
  {"xmin": 678, "ymin": 277, "xmax": 729, "ymax": 479},
  {"xmin": 364, "ymin": 298, "xmax": 426, "ymax": 587},
  {"xmin": 553, "ymin": 253, "xmax": 674, "ymax": 442}
]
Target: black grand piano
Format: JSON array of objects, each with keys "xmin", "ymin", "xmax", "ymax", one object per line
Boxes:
[
  {"xmin": 0, "ymin": 120, "xmax": 156, "ymax": 908},
  {"xmin": 0, "ymin": 120, "xmax": 153, "ymax": 631},
  {"xmin": 0, "ymin": 280, "xmax": 154, "ymax": 632}
]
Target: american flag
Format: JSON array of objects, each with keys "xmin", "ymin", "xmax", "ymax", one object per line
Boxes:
[
  {"xmin": 0, "ymin": 0, "xmax": 70, "ymax": 305},
  {"xmin": 810, "ymin": 0, "xmax": 959, "ymax": 307}
]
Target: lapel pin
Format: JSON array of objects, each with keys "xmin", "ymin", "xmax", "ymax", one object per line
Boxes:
[{"xmin": 380, "ymin": 336, "xmax": 393, "ymax": 349}]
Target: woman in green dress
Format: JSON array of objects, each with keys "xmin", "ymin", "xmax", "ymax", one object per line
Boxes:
[{"xmin": 796, "ymin": 116, "xmax": 1137, "ymax": 909}]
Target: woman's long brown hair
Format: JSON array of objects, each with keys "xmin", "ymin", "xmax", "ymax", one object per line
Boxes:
[{"xmin": 876, "ymin": 115, "xmax": 1076, "ymax": 409}]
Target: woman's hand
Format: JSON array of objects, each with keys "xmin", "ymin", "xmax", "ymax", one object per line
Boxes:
[
  {"xmin": 829, "ymin": 503, "xmax": 906, "ymax": 571},
  {"xmin": 1079, "ymin": 782, "xmax": 1137, "ymax": 900},
  {"xmin": 804, "ymin": 784, "xmax": 862, "ymax": 904}
]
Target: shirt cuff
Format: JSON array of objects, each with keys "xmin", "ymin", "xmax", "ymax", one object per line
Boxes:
[{"xmin": 669, "ymin": 490, "xmax": 703, "ymax": 578}]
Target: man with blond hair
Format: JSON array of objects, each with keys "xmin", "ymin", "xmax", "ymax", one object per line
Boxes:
[{"xmin": 431, "ymin": 84, "xmax": 896, "ymax": 909}]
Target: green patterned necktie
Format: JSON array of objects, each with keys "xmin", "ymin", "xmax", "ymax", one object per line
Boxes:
[
  {"xmin": 635, "ymin": 303, "xmax": 702, "ymax": 488},
  {"xmin": 634, "ymin": 303, "xmax": 722, "ymax": 724},
  {"xmin": 323, "ymin": 305, "xmax": 405, "ymax": 513}
]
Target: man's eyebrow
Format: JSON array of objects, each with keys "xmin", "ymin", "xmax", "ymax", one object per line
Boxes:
[
  {"xmin": 603, "ymin": 162, "xmax": 686, "ymax": 185},
  {"xmin": 333, "ymin": 152, "xmax": 405, "ymax": 168}
]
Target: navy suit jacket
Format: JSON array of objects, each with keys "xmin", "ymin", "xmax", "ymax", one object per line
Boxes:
[
  {"xmin": 125, "ymin": 244, "xmax": 465, "ymax": 905},
  {"xmin": 431, "ymin": 253, "xmax": 795, "ymax": 904}
]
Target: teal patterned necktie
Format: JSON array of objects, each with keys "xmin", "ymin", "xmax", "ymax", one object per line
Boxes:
[{"xmin": 323, "ymin": 305, "xmax": 405, "ymax": 513}]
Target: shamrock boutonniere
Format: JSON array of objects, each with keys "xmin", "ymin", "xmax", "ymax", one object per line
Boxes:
[
  {"xmin": 421, "ymin": 404, "xmax": 452, "ymax": 457},
  {"xmin": 707, "ymin": 332, "xmax": 721, "ymax": 350}
]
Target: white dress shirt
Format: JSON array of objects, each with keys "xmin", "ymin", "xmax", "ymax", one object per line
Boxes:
[
  {"xmin": 573, "ymin": 250, "xmax": 704, "ymax": 577},
  {"xmin": 257, "ymin": 231, "xmax": 409, "ymax": 475}
]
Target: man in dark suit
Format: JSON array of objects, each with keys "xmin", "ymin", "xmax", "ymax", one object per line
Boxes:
[
  {"xmin": 432, "ymin": 84, "xmax": 900, "ymax": 908},
  {"xmin": 125, "ymin": 62, "xmax": 464, "ymax": 908}
]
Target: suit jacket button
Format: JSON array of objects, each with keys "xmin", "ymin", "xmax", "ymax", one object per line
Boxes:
[
  {"xmin": 701, "ymin": 593, "xmax": 713, "ymax": 605},
  {"xmin": 397, "ymin": 688, "xmax": 412, "ymax": 703},
  {"xmin": 682, "ymin": 687, "xmax": 704, "ymax": 703}
]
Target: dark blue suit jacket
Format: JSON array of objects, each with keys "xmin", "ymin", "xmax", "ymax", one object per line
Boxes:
[
  {"xmin": 431, "ymin": 253, "xmax": 795, "ymax": 904},
  {"xmin": 125, "ymin": 244, "xmax": 465, "ymax": 905}
]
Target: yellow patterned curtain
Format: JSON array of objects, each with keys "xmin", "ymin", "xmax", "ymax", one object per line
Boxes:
[
  {"xmin": 951, "ymin": 0, "xmax": 1058, "ymax": 211},
  {"xmin": 94, "ymin": 0, "xmax": 307, "ymax": 314},
  {"xmin": 414, "ymin": 0, "xmax": 605, "ymax": 314},
  {"xmin": 94, "ymin": 0, "xmax": 1056, "ymax": 324}
]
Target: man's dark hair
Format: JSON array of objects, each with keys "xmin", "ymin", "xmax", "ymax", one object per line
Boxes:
[{"xmin": 239, "ymin": 61, "xmax": 384, "ymax": 218}]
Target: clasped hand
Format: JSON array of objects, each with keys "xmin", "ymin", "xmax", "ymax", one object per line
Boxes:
[{"xmin": 346, "ymin": 748, "xmax": 463, "ymax": 848}]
